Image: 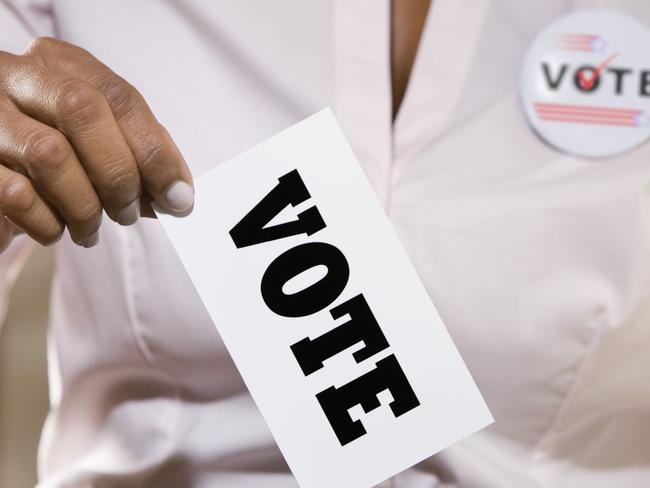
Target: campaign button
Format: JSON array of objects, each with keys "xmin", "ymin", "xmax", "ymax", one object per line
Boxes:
[{"xmin": 520, "ymin": 10, "xmax": 650, "ymax": 158}]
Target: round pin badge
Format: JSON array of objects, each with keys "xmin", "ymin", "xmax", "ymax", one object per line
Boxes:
[{"xmin": 520, "ymin": 10, "xmax": 650, "ymax": 158}]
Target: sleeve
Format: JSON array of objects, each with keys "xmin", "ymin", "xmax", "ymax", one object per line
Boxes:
[
  {"xmin": 0, "ymin": 0, "xmax": 55, "ymax": 327},
  {"xmin": 0, "ymin": 235, "xmax": 33, "ymax": 324}
]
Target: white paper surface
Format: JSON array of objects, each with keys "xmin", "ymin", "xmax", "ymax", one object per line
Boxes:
[{"xmin": 156, "ymin": 109, "xmax": 493, "ymax": 488}]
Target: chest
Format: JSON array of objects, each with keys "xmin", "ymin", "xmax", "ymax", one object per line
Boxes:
[{"xmin": 53, "ymin": 0, "xmax": 650, "ymax": 448}]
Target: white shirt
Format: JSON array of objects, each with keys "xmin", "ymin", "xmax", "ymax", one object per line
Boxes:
[{"xmin": 0, "ymin": 0, "xmax": 649, "ymax": 487}]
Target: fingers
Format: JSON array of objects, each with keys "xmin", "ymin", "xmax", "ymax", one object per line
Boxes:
[
  {"xmin": 3, "ymin": 59, "xmax": 143, "ymax": 225},
  {"xmin": 97, "ymin": 78, "xmax": 194, "ymax": 214},
  {"xmin": 25, "ymin": 38, "xmax": 194, "ymax": 214},
  {"xmin": 0, "ymin": 163, "xmax": 65, "ymax": 246},
  {"xmin": 0, "ymin": 38, "xmax": 194, "ymax": 252},
  {"xmin": 0, "ymin": 108, "xmax": 103, "ymax": 245}
]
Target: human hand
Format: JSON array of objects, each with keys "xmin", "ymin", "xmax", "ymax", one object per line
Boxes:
[{"xmin": 0, "ymin": 37, "xmax": 193, "ymax": 251}]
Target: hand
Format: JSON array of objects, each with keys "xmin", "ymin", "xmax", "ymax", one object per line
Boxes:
[{"xmin": 0, "ymin": 37, "xmax": 194, "ymax": 250}]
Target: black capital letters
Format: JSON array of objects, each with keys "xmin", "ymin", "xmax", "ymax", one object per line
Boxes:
[
  {"xmin": 607, "ymin": 67, "xmax": 632, "ymax": 95},
  {"xmin": 574, "ymin": 65, "xmax": 600, "ymax": 92},
  {"xmin": 542, "ymin": 62, "xmax": 568, "ymax": 90},
  {"xmin": 316, "ymin": 354, "xmax": 420, "ymax": 446},
  {"xmin": 261, "ymin": 242, "xmax": 349, "ymax": 317},
  {"xmin": 640, "ymin": 70, "xmax": 650, "ymax": 96},
  {"xmin": 230, "ymin": 169, "xmax": 326, "ymax": 248},
  {"xmin": 291, "ymin": 293, "xmax": 390, "ymax": 376}
]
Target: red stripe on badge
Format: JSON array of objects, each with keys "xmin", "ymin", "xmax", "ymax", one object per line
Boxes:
[
  {"xmin": 533, "ymin": 102, "xmax": 644, "ymax": 127},
  {"xmin": 554, "ymin": 33, "xmax": 602, "ymax": 52}
]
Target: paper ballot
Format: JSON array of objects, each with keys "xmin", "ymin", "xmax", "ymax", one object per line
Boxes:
[{"xmin": 156, "ymin": 109, "xmax": 493, "ymax": 488}]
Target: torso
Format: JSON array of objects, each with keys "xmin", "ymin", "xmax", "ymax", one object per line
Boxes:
[{"xmin": 37, "ymin": 1, "xmax": 650, "ymax": 487}]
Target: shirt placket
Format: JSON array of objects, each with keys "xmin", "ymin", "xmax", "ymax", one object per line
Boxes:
[
  {"xmin": 332, "ymin": 0, "xmax": 393, "ymax": 208},
  {"xmin": 391, "ymin": 0, "xmax": 491, "ymax": 179}
]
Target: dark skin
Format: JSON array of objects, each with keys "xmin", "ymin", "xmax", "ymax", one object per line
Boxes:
[
  {"xmin": 0, "ymin": 3, "xmax": 430, "ymax": 251},
  {"xmin": 391, "ymin": 0, "xmax": 431, "ymax": 119},
  {"xmin": 0, "ymin": 39, "xmax": 193, "ymax": 250}
]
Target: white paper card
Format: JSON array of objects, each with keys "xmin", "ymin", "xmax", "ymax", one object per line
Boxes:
[{"xmin": 156, "ymin": 109, "xmax": 493, "ymax": 488}]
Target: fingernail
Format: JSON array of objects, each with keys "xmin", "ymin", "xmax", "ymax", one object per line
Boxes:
[
  {"xmin": 150, "ymin": 201, "xmax": 193, "ymax": 218},
  {"xmin": 116, "ymin": 199, "xmax": 140, "ymax": 226},
  {"xmin": 79, "ymin": 231, "xmax": 99, "ymax": 248},
  {"xmin": 163, "ymin": 181, "xmax": 194, "ymax": 212}
]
